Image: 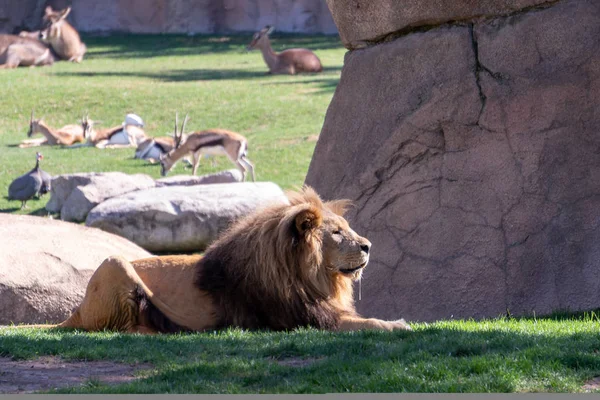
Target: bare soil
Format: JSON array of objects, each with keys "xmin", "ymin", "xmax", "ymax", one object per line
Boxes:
[{"xmin": 0, "ymin": 356, "xmax": 152, "ymax": 393}]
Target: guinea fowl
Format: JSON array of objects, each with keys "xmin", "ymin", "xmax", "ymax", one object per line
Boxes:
[{"xmin": 8, "ymin": 152, "xmax": 44, "ymax": 208}]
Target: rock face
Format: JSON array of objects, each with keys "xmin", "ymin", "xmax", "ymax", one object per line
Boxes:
[
  {"xmin": 156, "ymin": 169, "xmax": 243, "ymax": 187},
  {"xmin": 46, "ymin": 172, "xmax": 156, "ymax": 222},
  {"xmin": 86, "ymin": 182, "xmax": 288, "ymax": 252},
  {"xmin": 6, "ymin": 0, "xmax": 336, "ymax": 35},
  {"xmin": 0, "ymin": 214, "xmax": 151, "ymax": 325},
  {"xmin": 306, "ymin": 0, "xmax": 600, "ymax": 321},
  {"xmin": 327, "ymin": 0, "xmax": 553, "ymax": 49}
]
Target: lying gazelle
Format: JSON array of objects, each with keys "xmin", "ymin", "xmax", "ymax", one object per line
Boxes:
[
  {"xmin": 246, "ymin": 25, "xmax": 322, "ymax": 75},
  {"xmin": 19, "ymin": 110, "xmax": 85, "ymax": 148},
  {"xmin": 159, "ymin": 114, "xmax": 256, "ymax": 181},
  {"xmin": 80, "ymin": 114, "xmax": 147, "ymax": 148},
  {"xmin": 40, "ymin": 6, "xmax": 87, "ymax": 63},
  {"xmin": 0, "ymin": 34, "xmax": 56, "ymax": 69}
]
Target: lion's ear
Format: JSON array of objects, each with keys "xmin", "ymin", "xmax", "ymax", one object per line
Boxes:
[{"xmin": 294, "ymin": 207, "xmax": 322, "ymax": 236}]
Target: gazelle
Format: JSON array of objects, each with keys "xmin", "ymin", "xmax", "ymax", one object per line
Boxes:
[
  {"xmin": 19, "ymin": 110, "xmax": 85, "ymax": 148},
  {"xmin": 246, "ymin": 26, "xmax": 322, "ymax": 75},
  {"xmin": 159, "ymin": 114, "xmax": 256, "ymax": 181},
  {"xmin": 81, "ymin": 114, "xmax": 148, "ymax": 148},
  {"xmin": 39, "ymin": 6, "xmax": 87, "ymax": 63},
  {"xmin": 0, "ymin": 34, "xmax": 56, "ymax": 68}
]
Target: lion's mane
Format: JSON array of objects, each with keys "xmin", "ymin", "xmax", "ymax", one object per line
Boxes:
[{"xmin": 195, "ymin": 186, "xmax": 357, "ymax": 331}]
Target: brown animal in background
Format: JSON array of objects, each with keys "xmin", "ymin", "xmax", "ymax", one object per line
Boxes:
[
  {"xmin": 247, "ymin": 26, "xmax": 322, "ymax": 75},
  {"xmin": 40, "ymin": 6, "xmax": 87, "ymax": 63},
  {"xmin": 159, "ymin": 113, "xmax": 255, "ymax": 180},
  {"xmin": 7, "ymin": 187, "xmax": 411, "ymax": 334},
  {"xmin": 19, "ymin": 110, "xmax": 85, "ymax": 148},
  {"xmin": 0, "ymin": 34, "xmax": 55, "ymax": 68}
]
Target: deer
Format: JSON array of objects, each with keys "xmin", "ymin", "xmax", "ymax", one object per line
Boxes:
[
  {"xmin": 80, "ymin": 114, "xmax": 148, "ymax": 149},
  {"xmin": 39, "ymin": 6, "xmax": 87, "ymax": 63},
  {"xmin": 0, "ymin": 34, "xmax": 56, "ymax": 68},
  {"xmin": 159, "ymin": 114, "xmax": 256, "ymax": 181},
  {"xmin": 246, "ymin": 25, "xmax": 322, "ymax": 75},
  {"xmin": 19, "ymin": 110, "xmax": 85, "ymax": 148}
]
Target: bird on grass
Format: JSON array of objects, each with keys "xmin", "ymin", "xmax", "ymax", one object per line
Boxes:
[{"xmin": 8, "ymin": 152, "xmax": 51, "ymax": 209}]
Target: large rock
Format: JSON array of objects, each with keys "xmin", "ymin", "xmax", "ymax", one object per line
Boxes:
[
  {"xmin": 0, "ymin": 214, "xmax": 151, "ymax": 325},
  {"xmin": 326, "ymin": 0, "xmax": 552, "ymax": 49},
  {"xmin": 86, "ymin": 182, "xmax": 288, "ymax": 252},
  {"xmin": 46, "ymin": 172, "xmax": 156, "ymax": 222},
  {"xmin": 306, "ymin": 0, "xmax": 600, "ymax": 321},
  {"xmin": 9, "ymin": 0, "xmax": 337, "ymax": 35}
]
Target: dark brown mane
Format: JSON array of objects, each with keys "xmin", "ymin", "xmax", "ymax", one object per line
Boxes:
[{"xmin": 194, "ymin": 187, "xmax": 354, "ymax": 331}]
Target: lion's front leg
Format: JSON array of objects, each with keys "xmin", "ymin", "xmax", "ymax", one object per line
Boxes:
[{"xmin": 338, "ymin": 316, "xmax": 412, "ymax": 332}]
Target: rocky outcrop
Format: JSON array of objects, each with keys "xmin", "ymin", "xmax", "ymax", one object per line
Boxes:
[
  {"xmin": 4, "ymin": 0, "xmax": 336, "ymax": 35},
  {"xmin": 327, "ymin": 0, "xmax": 554, "ymax": 49},
  {"xmin": 86, "ymin": 182, "xmax": 288, "ymax": 252},
  {"xmin": 307, "ymin": 0, "xmax": 600, "ymax": 321},
  {"xmin": 46, "ymin": 172, "xmax": 156, "ymax": 222},
  {"xmin": 0, "ymin": 214, "xmax": 151, "ymax": 325}
]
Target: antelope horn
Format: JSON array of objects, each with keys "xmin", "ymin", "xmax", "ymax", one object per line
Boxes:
[
  {"xmin": 174, "ymin": 112, "xmax": 181, "ymax": 148},
  {"xmin": 180, "ymin": 113, "xmax": 189, "ymax": 137}
]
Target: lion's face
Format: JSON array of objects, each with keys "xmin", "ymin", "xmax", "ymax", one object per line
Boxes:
[
  {"xmin": 293, "ymin": 198, "xmax": 371, "ymax": 281},
  {"xmin": 320, "ymin": 211, "xmax": 371, "ymax": 279}
]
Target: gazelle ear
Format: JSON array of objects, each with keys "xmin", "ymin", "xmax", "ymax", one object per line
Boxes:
[
  {"xmin": 294, "ymin": 206, "xmax": 322, "ymax": 237},
  {"xmin": 44, "ymin": 6, "xmax": 54, "ymax": 16},
  {"xmin": 59, "ymin": 7, "xmax": 71, "ymax": 20},
  {"xmin": 266, "ymin": 25, "xmax": 275, "ymax": 35}
]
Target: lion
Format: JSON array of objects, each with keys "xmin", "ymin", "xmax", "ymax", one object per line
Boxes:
[{"xmin": 20, "ymin": 186, "xmax": 411, "ymax": 333}]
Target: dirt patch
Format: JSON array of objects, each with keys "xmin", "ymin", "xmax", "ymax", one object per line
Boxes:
[
  {"xmin": 0, "ymin": 356, "xmax": 152, "ymax": 394},
  {"xmin": 583, "ymin": 377, "xmax": 600, "ymax": 392}
]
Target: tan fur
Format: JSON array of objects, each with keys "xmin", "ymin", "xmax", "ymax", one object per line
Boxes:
[
  {"xmin": 81, "ymin": 116, "xmax": 147, "ymax": 148},
  {"xmin": 247, "ymin": 26, "xmax": 322, "ymax": 75},
  {"xmin": 0, "ymin": 34, "xmax": 55, "ymax": 68},
  {"xmin": 19, "ymin": 111, "xmax": 85, "ymax": 148},
  {"xmin": 10, "ymin": 187, "xmax": 410, "ymax": 334},
  {"xmin": 40, "ymin": 6, "xmax": 86, "ymax": 63}
]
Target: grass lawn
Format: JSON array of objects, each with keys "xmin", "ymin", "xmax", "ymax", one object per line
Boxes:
[
  {"xmin": 0, "ymin": 33, "xmax": 343, "ymax": 214},
  {"xmin": 1, "ymin": 34, "xmax": 600, "ymax": 394}
]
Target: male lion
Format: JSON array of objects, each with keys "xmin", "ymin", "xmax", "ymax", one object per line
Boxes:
[{"xmin": 24, "ymin": 187, "xmax": 411, "ymax": 333}]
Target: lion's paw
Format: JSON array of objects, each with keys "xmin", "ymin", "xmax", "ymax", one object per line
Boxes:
[{"xmin": 389, "ymin": 318, "xmax": 412, "ymax": 331}]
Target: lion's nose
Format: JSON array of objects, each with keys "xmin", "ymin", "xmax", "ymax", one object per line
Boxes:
[{"xmin": 360, "ymin": 243, "xmax": 370, "ymax": 254}]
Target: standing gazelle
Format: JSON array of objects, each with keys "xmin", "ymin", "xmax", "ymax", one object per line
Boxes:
[
  {"xmin": 159, "ymin": 114, "xmax": 255, "ymax": 181},
  {"xmin": 246, "ymin": 25, "xmax": 322, "ymax": 75}
]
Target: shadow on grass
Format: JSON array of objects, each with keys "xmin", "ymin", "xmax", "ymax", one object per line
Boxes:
[
  {"xmin": 262, "ymin": 77, "xmax": 340, "ymax": 94},
  {"xmin": 83, "ymin": 34, "xmax": 343, "ymax": 60},
  {"xmin": 52, "ymin": 66, "xmax": 341, "ymax": 83},
  {"xmin": 3, "ymin": 315, "xmax": 600, "ymax": 393}
]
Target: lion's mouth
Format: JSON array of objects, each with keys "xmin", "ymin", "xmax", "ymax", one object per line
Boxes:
[{"xmin": 339, "ymin": 262, "xmax": 367, "ymax": 274}]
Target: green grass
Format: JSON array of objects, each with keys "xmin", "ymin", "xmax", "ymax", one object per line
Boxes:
[
  {"xmin": 2, "ymin": 313, "xmax": 600, "ymax": 393},
  {"xmin": 0, "ymin": 33, "xmax": 344, "ymax": 213}
]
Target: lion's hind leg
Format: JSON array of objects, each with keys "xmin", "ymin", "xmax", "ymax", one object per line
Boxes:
[{"xmin": 59, "ymin": 256, "xmax": 152, "ymax": 333}]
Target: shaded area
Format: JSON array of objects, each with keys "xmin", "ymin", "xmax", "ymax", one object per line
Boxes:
[
  {"xmin": 83, "ymin": 33, "xmax": 343, "ymax": 60},
  {"xmin": 52, "ymin": 66, "xmax": 342, "ymax": 83},
  {"xmin": 0, "ymin": 356, "xmax": 151, "ymax": 394}
]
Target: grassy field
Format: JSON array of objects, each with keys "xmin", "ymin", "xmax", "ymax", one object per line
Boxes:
[
  {"xmin": 0, "ymin": 33, "xmax": 343, "ymax": 213},
  {"xmin": 1, "ymin": 35, "xmax": 600, "ymax": 394},
  {"xmin": 2, "ymin": 313, "xmax": 600, "ymax": 393}
]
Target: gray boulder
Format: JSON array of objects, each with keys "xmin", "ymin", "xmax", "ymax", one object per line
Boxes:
[
  {"xmin": 86, "ymin": 182, "xmax": 288, "ymax": 252},
  {"xmin": 46, "ymin": 172, "xmax": 156, "ymax": 222},
  {"xmin": 156, "ymin": 169, "xmax": 243, "ymax": 187},
  {"xmin": 0, "ymin": 214, "xmax": 151, "ymax": 325}
]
